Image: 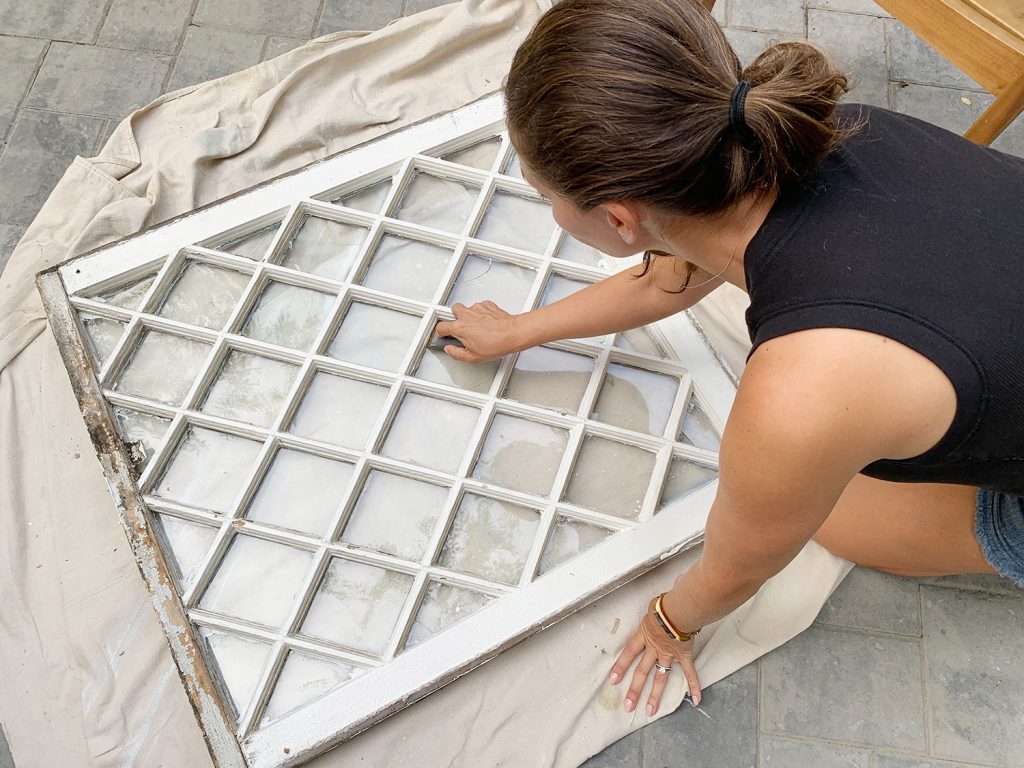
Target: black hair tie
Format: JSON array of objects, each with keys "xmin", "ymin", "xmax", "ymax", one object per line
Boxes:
[{"xmin": 729, "ymin": 80, "xmax": 752, "ymax": 133}]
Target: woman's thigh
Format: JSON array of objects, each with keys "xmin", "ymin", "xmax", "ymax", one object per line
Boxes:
[{"xmin": 812, "ymin": 474, "xmax": 996, "ymax": 577}]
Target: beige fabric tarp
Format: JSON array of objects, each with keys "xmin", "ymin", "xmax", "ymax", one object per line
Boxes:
[{"xmin": 0, "ymin": 2, "xmax": 851, "ymax": 766}]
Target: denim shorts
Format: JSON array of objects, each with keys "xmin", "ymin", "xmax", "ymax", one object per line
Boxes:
[{"xmin": 975, "ymin": 488, "xmax": 1024, "ymax": 587}]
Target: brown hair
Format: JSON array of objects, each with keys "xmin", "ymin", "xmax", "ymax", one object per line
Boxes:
[{"xmin": 504, "ymin": 0, "xmax": 855, "ymax": 218}]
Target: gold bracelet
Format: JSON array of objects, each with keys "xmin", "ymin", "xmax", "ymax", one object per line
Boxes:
[{"xmin": 653, "ymin": 593, "xmax": 700, "ymax": 642}]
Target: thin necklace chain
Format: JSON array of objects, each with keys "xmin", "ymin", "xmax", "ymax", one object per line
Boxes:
[{"xmin": 655, "ymin": 202, "xmax": 760, "ymax": 291}]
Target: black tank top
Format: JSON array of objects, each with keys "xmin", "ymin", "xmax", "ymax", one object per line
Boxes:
[{"xmin": 743, "ymin": 104, "xmax": 1024, "ymax": 495}]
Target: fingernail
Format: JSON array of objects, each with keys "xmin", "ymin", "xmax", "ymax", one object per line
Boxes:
[
  {"xmin": 609, "ymin": 672, "xmax": 620, "ymax": 684},
  {"xmin": 624, "ymin": 698, "xmax": 634, "ymax": 712},
  {"xmin": 646, "ymin": 704, "xmax": 654, "ymax": 716},
  {"xmin": 694, "ymin": 695, "xmax": 702, "ymax": 707}
]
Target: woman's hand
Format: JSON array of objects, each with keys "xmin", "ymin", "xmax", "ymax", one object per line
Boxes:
[
  {"xmin": 608, "ymin": 596, "xmax": 702, "ymax": 716},
  {"xmin": 434, "ymin": 302, "xmax": 521, "ymax": 363}
]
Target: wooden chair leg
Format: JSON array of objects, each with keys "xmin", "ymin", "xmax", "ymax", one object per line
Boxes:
[{"xmin": 965, "ymin": 70, "xmax": 1024, "ymax": 145}]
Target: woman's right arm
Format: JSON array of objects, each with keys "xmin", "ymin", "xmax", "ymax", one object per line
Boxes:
[{"xmin": 436, "ymin": 254, "xmax": 723, "ymax": 363}]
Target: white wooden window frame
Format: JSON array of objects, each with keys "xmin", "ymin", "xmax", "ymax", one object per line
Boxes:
[{"xmin": 38, "ymin": 94, "xmax": 737, "ymax": 768}]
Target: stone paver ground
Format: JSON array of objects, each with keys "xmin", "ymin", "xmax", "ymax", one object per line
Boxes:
[{"xmin": 0, "ymin": 0, "xmax": 1021, "ymax": 766}]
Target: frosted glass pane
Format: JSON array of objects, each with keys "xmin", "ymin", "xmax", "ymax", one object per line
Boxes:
[
  {"xmin": 157, "ymin": 262, "xmax": 249, "ymax": 329},
  {"xmin": 96, "ymin": 272, "xmax": 157, "ymax": 310},
  {"xmin": 615, "ymin": 327, "xmax": 673, "ymax": 359},
  {"xmin": 301, "ymin": 559, "xmax": 414, "ymax": 655},
  {"xmin": 113, "ymin": 407, "xmax": 171, "ymax": 470},
  {"xmin": 246, "ymin": 449, "xmax": 355, "ymax": 536},
  {"xmin": 471, "ymin": 414, "xmax": 568, "ymax": 497},
  {"xmin": 591, "ymin": 364, "xmax": 679, "ymax": 436},
  {"xmin": 327, "ymin": 302, "xmax": 421, "ymax": 372},
  {"xmin": 474, "ymin": 192, "xmax": 555, "ymax": 254},
  {"xmin": 446, "ymin": 254, "xmax": 536, "ymax": 311},
  {"xmin": 381, "ymin": 393, "xmax": 480, "ymax": 473},
  {"xmin": 658, "ymin": 457, "xmax": 717, "ymax": 511},
  {"xmin": 394, "ymin": 172, "xmax": 479, "ymax": 233},
  {"xmin": 359, "ymin": 235, "xmax": 452, "ymax": 302},
  {"xmin": 556, "ymin": 235, "xmax": 605, "ymax": 267},
  {"xmin": 154, "ymin": 426, "xmax": 263, "ymax": 513},
  {"xmin": 404, "ymin": 581, "xmax": 493, "ymax": 649},
  {"xmin": 200, "ymin": 351, "xmax": 298, "ymax": 427},
  {"xmin": 80, "ymin": 313, "xmax": 125, "ymax": 367},
  {"xmin": 288, "ymin": 372, "xmax": 390, "ymax": 449},
  {"xmin": 200, "ymin": 536, "xmax": 313, "ymax": 628},
  {"xmin": 340, "ymin": 471, "xmax": 449, "ymax": 560},
  {"xmin": 414, "ymin": 347, "xmax": 499, "ymax": 394},
  {"xmin": 112, "ymin": 330, "xmax": 211, "ymax": 405},
  {"xmin": 564, "ymin": 436, "xmax": 655, "ymax": 519},
  {"xmin": 502, "ymin": 151, "xmax": 523, "ymax": 179},
  {"xmin": 153, "ymin": 513, "xmax": 217, "ymax": 589},
  {"xmin": 503, "ymin": 346, "xmax": 594, "ymax": 414},
  {"xmin": 242, "ymin": 281, "xmax": 334, "ymax": 351},
  {"xmin": 678, "ymin": 396, "xmax": 720, "ymax": 452},
  {"xmin": 200, "ymin": 628, "xmax": 272, "ymax": 719},
  {"xmin": 334, "ymin": 180, "xmax": 391, "ymax": 214},
  {"xmin": 540, "ymin": 275, "xmax": 604, "ymax": 343},
  {"xmin": 441, "ymin": 137, "xmax": 501, "ymax": 170},
  {"xmin": 538, "ymin": 516, "xmax": 612, "ymax": 576},
  {"xmin": 438, "ymin": 494, "xmax": 540, "ymax": 586},
  {"xmin": 279, "ymin": 216, "xmax": 368, "ymax": 280},
  {"xmin": 262, "ymin": 651, "xmax": 364, "ymax": 725},
  {"xmin": 217, "ymin": 224, "xmax": 280, "ymax": 260}
]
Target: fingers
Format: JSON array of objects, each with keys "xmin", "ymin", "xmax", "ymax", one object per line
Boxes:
[
  {"xmin": 608, "ymin": 630, "xmax": 645, "ymax": 686},
  {"xmin": 645, "ymin": 659, "xmax": 672, "ymax": 716},
  {"xmin": 624, "ymin": 648, "xmax": 658, "ymax": 713},
  {"xmin": 444, "ymin": 344, "xmax": 475, "ymax": 362},
  {"xmin": 679, "ymin": 655, "xmax": 702, "ymax": 707},
  {"xmin": 434, "ymin": 319, "xmax": 456, "ymax": 339},
  {"xmin": 451, "ymin": 302, "xmax": 467, "ymax": 318}
]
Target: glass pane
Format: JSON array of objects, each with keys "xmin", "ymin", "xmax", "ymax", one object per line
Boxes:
[
  {"xmin": 278, "ymin": 216, "xmax": 368, "ymax": 280},
  {"xmin": 112, "ymin": 330, "xmax": 211, "ymax": 406},
  {"xmin": 563, "ymin": 436, "xmax": 655, "ymax": 519},
  {"xmin": 157, "ymin": 261, "xmax": 249, "ymax": 330},
  {"xmin": 200, "ymin": 351, "xmax": 299, "ymax": 427},
  {"xmin": 678, "ymin": 396, "xmax": 721, "ymax": 452},
  {"xmin": 359, "ymin": 234, "xmax": 453, "ymax": 302},
  {"xmin": 261, "ymin": 651, "xmax": 364, "ymax": 725},
  {"xmin": 288, "ymin": 371, "xmax": 390, "ymax": 449},
  {"xmin": 246, "ymin": 449, "xmax": 356, "ymax": 536},
  {"xmin": 657, "ymin": 457, "xmax": 717, "ymax": 511},
  {"xmin": 438, "ymin": 494, "xmax": 540, "ymax": 586},
  {"xmin": 538, "ymin": 516, "xmax": 612, "ymax": 576},
  {"xmin": 301, "ymin": 558, "xmax": 414, "ymax": 656},
  {"xmin": 96, "ymin": 272, "xmax": 157, "ymax": 310},
  {"xmin": 200, "ymin": 535, "xmax": 314, "ymax": 628},
  {"xmin": 154, "ymin": 426, "xmax": 263, "ymax": 513},
  {"xmin": 215, "ymin": 223, "xmax": 280, "ymax": 260},
  {"xmin": 474, "ymin": 191, "xmax": 555, "ymax": 254},
  {"xmin": 446, "ymin": 254, "xmax": 536, "ymax": 312},
  {"xmin": 80, "ymin": 313, "xmax": 126, "ymax": 367},
  {"xmin": 502, "ymin": 151, "xmax": 523, "ymax": 179},
  {"xmin": 441, "ymin": 137, "xmax": 501, "ymax": 170},
  {"xmin": 414, "ymin": 347, "xmax": 499, "ymax": 394},
  {"xmin": 556, "ymin": 235, "xmax": 605, "ymax": 267},
  {"xmin": 334, "ymin": 179, "xmax": 391, "ymax": 214},
  {"xmin": 540, "ymin": 274, "xmax": 604, "ymax": 343},
  {"xmin": 403, "ymin": 581, "xmax": 493, "ymax": 649},
  {"xmin": 381, "ymin": 392, "xmax": 480, "ymax": 473},
  {"xmin": 200, "ymin": 628, "xmax": 272, "ymax": 719},
  {"xmin": 153, "ymin": 513, "xmax": 217, "ymax": 589},
  {"xmin": 471, "ymin": 414, "xmax": 568, "ymax": 497},
  {"xmin": 327, "ymin": 302, "xmax": 421, "ymax": 372},
  {"xmin": 393, "ymin": 172, "xmax": 480, "ymax": 233},
  {"xmin": 241, "ymin": 281, "xmax": 335, "ymax": 351},
  {"xmin": 503, "ymin": 346, "xmax": 594, "ymax": 414},
  {"xmin": 113, "ymin": 407, "xmax": 171, "ymax": 470},
  {"xmin": 340, "ymin": 470, "xmax": 449, "ymax": 561},
  {"xmin": 591, "ymin": 363, "xmax": 679, "ymax": 436},
  {"xmin": 615, "ymin": 327, "xmax": 673, "ymax": 359}
]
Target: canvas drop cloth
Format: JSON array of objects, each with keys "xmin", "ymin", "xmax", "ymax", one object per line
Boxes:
[{"xmin": 0, "ymin": 1, "xmax": 851, "ymax": 765}]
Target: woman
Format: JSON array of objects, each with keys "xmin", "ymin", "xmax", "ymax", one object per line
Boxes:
[{"xmin": 435, "ymin": 0, "xmax": 1024, "ymax": 718}]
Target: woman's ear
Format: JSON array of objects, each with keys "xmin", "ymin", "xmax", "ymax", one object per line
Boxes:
[{"xmin": 601, "ymin": 201, "xmax": 642, "ymax": 245}]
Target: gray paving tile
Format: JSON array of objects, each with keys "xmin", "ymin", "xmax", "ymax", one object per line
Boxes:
[
  {"xmin": 97, "ymin": 0, "xmax": 193, "ymax": 55},
  {"xmin": 0, "ymin": 0, "xmax": 106, "ymax": 43},
  {"xmin": 886, "ymin": 18, "xmax": 979, "ymax": 90},
  {"xmin": 983, "ymin": 100, "xmax": 1024, "ymax": 161},
  {"xmin": 920, "ymin": 572, "xmax": 1022, "ymax": 598},
  {"xmin": 760, "ymin": 736, "xmax": 871, "ymax": 768},
  {"xmin": 871, "ymin": 753, "xmax": 982, "ymax": 768},
  {"xmin": 922, "ymin": 586, "xmax": 1024, "ymax": 766},
  {"xmin": 807, "ymin": 9, "xmax": 888, "ymax": 108},
  {"xmin": 711, "ymin": 0, "xmax": 727, "ymax": 26},
  {"xmin": 405, "ymin": 0, "xmax": 456, "ymax": 15},
  {"xmin": 0, "ymin": 109, "xmax": 104, "ymax": 225},
  {"xmin": 760, "ymin": 625, "xmax": 926, "ymax": 751},
  {"xmin": 890, "ymin": 83, "xmax": 980, "ymax": 136},
  {"xmin": 0, "ymin": 223, "xmax": 25, "ymax": 277},
  {"xmin": 0, "ymin": 722, "xmax": 13, "ymax": 768},
  {"xmin": 816, "ymin": 567, "xmax": 921, "ymax": 637},
  {"xmin": 729, "ymin": 0, "xmax": 805, "ymax": 35},
  {"xmin": 262, "ymin": 36, "xmax": 307, "ymax": 62},
  {"xmin": 194, "ymin": 0, "xmax": 321, "ymax": 37},
  {"xmin": 317, "ymin": 0, "xmax": 403, "ymax": 34},
  {"xmin": 724, "ymin": 28, "xmax": 803, "ymax": 69},
  {"xmin": 0, "ymin": 36, "xmax": 47, "ymax": 140},
  {"xmin": 26, "ymin": 43, "xmax": 170, "ymax": 118},
  {"xmin": 807, "ymin": 0, "xmax": 890, "ymax": 15},
  {"xmin": 579, "ymin": 728, "xmax": 641, "ymax": 768},
  {"xmin": 168, "ymin": 26, "xmax": 265, "ymax": 92},
  {"xmin": 644, "ymin": 664, "xmax": 758, "ymax": 768}
]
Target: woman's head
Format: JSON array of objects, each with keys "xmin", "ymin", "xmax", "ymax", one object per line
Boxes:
[{"xmin": 505, "ymin": 0, "xmax": 853, "ymax": 221}]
